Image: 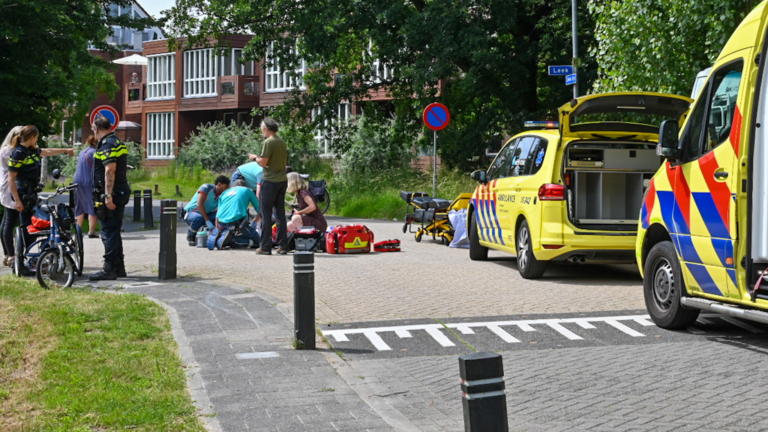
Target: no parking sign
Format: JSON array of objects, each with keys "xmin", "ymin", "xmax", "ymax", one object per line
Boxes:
[
  {"xmin": 90, "ymin": 105, "xmax": 120, "ymax": 132},
  {"xmin": 423, "ymin": 103, "xmax": 450, "ymax": 131}
]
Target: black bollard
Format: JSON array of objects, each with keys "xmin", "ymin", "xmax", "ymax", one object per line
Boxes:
[
  {"xmin": 133, "ymin": 190, "xmax": 141, "ymax": 222},
  {"xmin": 293, "ymin": 251, "xmax": 316, "ymax": 350},
  {"xmin": 175, "ymin": 184, "xmax": 182, "ymax": 197},
  {"xmin": 143, "ymin": 189, "xmax": 153, "ymax": 229},
  {"xmin": 158, "ymin": 199, "xmax": 177, "ymax": 280},
  {"xmin": 459, "ymin": 352, "xmax": 508, "ymax": 432}
]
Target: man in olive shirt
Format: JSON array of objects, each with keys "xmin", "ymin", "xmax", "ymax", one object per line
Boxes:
[{"xmin": 251, "ymin": 118, "xmax": 288, "ymax": 255}]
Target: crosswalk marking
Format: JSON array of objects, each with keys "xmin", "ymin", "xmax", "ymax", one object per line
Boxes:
[{"xmin": 322, "ymin": 314, "xmax": 767, "ymax": 352}]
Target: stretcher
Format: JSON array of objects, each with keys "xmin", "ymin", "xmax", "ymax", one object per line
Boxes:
[{"xmin": 400, "ymin": 191, "xmax": 471, "ymax": 245}]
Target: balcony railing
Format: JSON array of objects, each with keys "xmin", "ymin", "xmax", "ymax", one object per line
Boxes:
[{"xmin": 219, "ymin": 75, "xmax": 260, "ymax": 104}]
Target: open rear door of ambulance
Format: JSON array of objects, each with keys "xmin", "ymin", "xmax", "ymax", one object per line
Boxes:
[{"xmin": 747, "ymin": 1, "xmax": 768, "ymax": 298}]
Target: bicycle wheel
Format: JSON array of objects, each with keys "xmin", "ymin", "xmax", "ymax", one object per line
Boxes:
[
  {"xmin": 13, "ymin": 227, "xmax": 24, "ymax": 277},
  {"xmin": 319, "ymin": 189, "xmax": 331, "ymax": 214},
  {"xmin": 70, "ymin": 224, "xmax": 84, "ymax": 276},
  {"xmin": 36, "ymin": 248, "xmax": 75, "ymax": 289}
]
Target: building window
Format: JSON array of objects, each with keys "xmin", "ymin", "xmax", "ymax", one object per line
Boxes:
[
  {"xmin": 147, "ymin": 113, "xmax": 175, "ymax": 159},
  {"xmin": 312, "ymin": 103, "xmax": 351, "ymax": 155},
  {"xmin": 265, "ymin": 41, "xmax": 306, "ymax": 92},
  {"xmin": 219, "ymin": 49, "xmax": 255, "ymax": 76},
  {"xmin": 367, "ymin": 41, "xmax": 394, "ymax": 83},
  {"xmin": 147, "ymin": 54, "xmax": 175, "ymax": 100},
  {"xmin": 184, "ymin": 49, "xmax": 218, "ymax": 97}
]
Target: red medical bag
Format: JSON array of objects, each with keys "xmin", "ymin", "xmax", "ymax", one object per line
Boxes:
[{"xmin": 326, "ymin": 225, "xmax": 374, "ymax": 254}]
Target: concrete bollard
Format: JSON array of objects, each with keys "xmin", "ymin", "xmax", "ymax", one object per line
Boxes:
[
  {"xmin": 143, "ymin": 189, "xmax": 153, "ymax": 229},
  {"xmin": 133, "ymin": 190, "xmax": 141, "ymax": 222},
  {"xmin": 158, "ymin": 199, "xmax": 177, "ymax": 280},
  {"xmin": 459, "ymin": 352, "xmax": 508, "ymax": 432},
  {"xmin": 293, "ymin": 251, "xmax": 316, "ymax": 349}
]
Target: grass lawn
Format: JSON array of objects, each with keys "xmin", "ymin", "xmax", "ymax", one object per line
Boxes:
[{"xmin": 0, "ymin": 277, "xmax": 205, "ymax": 432}]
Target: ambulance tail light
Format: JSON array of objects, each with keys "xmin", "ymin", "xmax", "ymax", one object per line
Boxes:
[
  {"xmin": 538, "ymin": 184, "xmax": 565, "ymax": 201},
  {"xmin": 564, "ymin": 172, "xmax": 572, "ymax": 187}
]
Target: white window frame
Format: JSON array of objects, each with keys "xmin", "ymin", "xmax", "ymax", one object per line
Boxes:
[
  {"xmin": 147, "ymin": 53, "xmax": 176, "ymax": 100},
  {"xmin": 218, "ymin": 49, "xmax": 255, "ymax": 76},
  {"xmin": 184, "ymin": 48, "xmax": 218, "ymax": 98},
  {"xmin": 146, "ymin": 112, "xmax": 175, "ymax": 159},
  {"xmin": 312, "ymin": 103, "xmax": 351, "ymax": 156},
  {"xmin": 366, "ymin": 41, "xmax": 394, "ymax": 83},
  {"xmin": 264, "ymin": 41, "xmax": 307, "ymax": 92}
]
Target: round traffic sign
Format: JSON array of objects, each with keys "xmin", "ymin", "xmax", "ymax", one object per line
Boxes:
[
  {"xmin": 423, "ymin": 103, "xmax": 450, "ymax": 131},
  {"xmin": 90, "ymin": 105, "xmax": 120, "ymax": 133}
]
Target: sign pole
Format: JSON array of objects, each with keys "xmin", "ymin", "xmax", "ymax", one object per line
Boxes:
[
  {"xmin": 433, "ymin": 130, "xmax": 438, "ymax": 198},
  {"xmin": 572, "ymin": 0, "xmax": 579, "ymax": 99}
]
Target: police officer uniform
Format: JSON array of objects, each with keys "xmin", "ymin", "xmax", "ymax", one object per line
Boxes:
[
  {"xmin": 90, "ymin": 132, "xmax": 130, "ymax": 280},
  {"xmin": 8, "ymin": 144, "xmax": 41, "ymax": 269}
]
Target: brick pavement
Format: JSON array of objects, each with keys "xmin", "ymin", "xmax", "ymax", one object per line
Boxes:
[{"xmin": 80, "ymin": 212, "xmax": 645, "ymax": 324}]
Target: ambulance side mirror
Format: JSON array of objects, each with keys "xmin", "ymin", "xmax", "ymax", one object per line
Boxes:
[
  {"xmin": 470, "ymin": 170, "xmax": 487, "ymax": 184},
  {"xmin": 657, "ymin": 120, "xmax": 680, "ymax": 160}
]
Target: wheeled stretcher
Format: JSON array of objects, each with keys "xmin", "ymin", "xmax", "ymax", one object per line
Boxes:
[{"xmin": 400, "ymin": 191, "xmax": 471, "ymax": 245}]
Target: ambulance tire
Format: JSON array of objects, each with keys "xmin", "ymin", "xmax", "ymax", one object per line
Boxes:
[
  {"xmin": 643, "ymin": 241, "xmax": 700, "ymax": 329},
  {"xmin": 468, "ymin": 212, "xmax": 488, "ymax": 261},
  {"xmin": 516, "ymin": 220, "xmax": 546, "ymax": 279}
]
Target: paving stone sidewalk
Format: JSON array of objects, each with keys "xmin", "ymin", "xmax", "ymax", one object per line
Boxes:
[{"xmin": 96, "ymin": 278, "xmax": 395, "ymax": 432}]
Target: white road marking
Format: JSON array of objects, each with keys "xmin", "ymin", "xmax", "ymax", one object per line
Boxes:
[
  {"xmin": 487, "ymin": 325, "xmax": 521, "ymax": 343},
  {"xmin": 236, "ymin": 352, "xmax": 280, "ymax": 359},
  {"xmin": 320, "ymin": 313, "xmax": 767, "ymax": 352}
]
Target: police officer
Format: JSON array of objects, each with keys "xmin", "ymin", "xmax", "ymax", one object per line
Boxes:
[
  {"xmin": 89, "ymin": 116, "xmax": 131, "ymax": 281},
  {"xmin": 7, "ymin": 125, "xmax": 74, "ymax": 275}
]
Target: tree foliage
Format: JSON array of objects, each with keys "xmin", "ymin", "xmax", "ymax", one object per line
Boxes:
[
  {"xmin": 167, "ymin": 0, "xmax": 596, "ymax": 169},
  {"xmin": 0, "ymin": 0, "xmax": 157, "ymax": 135},
  {"xmin": 588, "ymin": 0, "xmax": 759, "ymax": 95}
]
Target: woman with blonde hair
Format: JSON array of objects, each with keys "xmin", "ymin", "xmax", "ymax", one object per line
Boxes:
[
  {"xmin": 1, "ymin": 126, "xmax": 23, "ymax": 266},
  {"xmin": 286, "ymin": 172, "xmax": 327, "ymax": 233},
  {"xmin": 73, "ymin": 136, "xmax": 99, "ymax": 238},
  {"xmin": 7, "ymin": 126, "xmax": 74, "ymax": 275}
]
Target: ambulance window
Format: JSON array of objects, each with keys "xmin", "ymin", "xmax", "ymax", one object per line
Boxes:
[
  {"xmin": 679, "ymin": 60, "xmax": 743, "ymax": 161},
  {"xmin": 488, "ymin": 139, "xmax": 518, "ymax": 180},
  {"xmin": 704, "ymin": 63, "xmax": 742, "ymax": 152},
  {"xmin": 524, "ymin": 138, "xmax": 548, "ymax": 175},
  {"xmin": 510, "ymin": 137, "xmax": 536, "ymax": 176}
]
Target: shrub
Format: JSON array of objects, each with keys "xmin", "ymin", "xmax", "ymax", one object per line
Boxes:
[
  {"xmin": 178, "ymin": 122, "xmax": 262, "ymax": 171},
  {"xmin": 340, "ymin": 115, "xmax": 416, "ymax": 177},
  {"xmin": 41, "ymin": 137, "xmax": 143, "ymax": 180}
]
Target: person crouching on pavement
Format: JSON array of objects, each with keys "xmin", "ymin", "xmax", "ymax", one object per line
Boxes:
[
  {"xmin": 286, "ymin": 172, "xmax": 327, "ymax": 233},
  {"xmin": 184, "ymin": 175, "xmax": 230, "ymax": 246},
  {"xmin": 216, "ymin": 179, "xmax": 261, "ymax": 248},
  {"xmin": 231, "ymin": 160, "xmax": 263, "ymax": 197}
]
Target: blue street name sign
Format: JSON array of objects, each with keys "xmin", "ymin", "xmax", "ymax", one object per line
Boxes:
[
  {"xmin": 548, "ymin": 65, "xmax": 573, "ymax": 76},
  {"xmin": 565, "ymin": 73, "xmax": 578, "ymax": 86}
]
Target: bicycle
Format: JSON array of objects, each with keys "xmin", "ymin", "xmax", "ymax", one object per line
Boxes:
[
  {"xmin": 284, "ymin": 174, "xmax": 331, "ymax": 215},
  {"xmin": 14, "ymin": 181, "xmax": 83, "ymax": 289}
]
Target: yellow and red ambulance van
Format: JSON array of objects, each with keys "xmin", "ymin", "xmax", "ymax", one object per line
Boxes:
[
  {"xmin": 638, "ymin": 1, "xmax": 768, "ymax": 328},
  {"xmin": 467, "ymin": 92, "xmax": 691, "ymax": 279}
]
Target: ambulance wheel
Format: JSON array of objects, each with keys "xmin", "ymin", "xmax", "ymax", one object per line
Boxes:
[
  {"xmin": 468, "ymin": 212, "xmax": 488, "ymax": 261},
  {"xmin": 643, "ymin": 241, "xmax": 700, "ymax": 329},
  {"xmin": 516, "ymin": 220, "xmax": 546, "ymax": 279}
]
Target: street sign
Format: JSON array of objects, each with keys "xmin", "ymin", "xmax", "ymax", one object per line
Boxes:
[
  {"xmin": 423, "ymin": 103, "xmax": 450, "ymax": 131},
  {"xmin": 90, "ymin": 105, "xmax": 120, "ymax": 132},
  {"xmin": 548, "ymin": 65, "xmax": 573, "ymax": 76},
  {"xmin": 565, "ymin": 73, "xmax": 578, "ymax": 86}
]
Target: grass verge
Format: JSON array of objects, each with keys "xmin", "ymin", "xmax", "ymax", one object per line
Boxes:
[{"xmin": 0, "ymin": 277, "xmax": 205, "ymax": 432}]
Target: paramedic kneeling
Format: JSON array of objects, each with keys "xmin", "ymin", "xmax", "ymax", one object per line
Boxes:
[
  {"xmin": 216, "ymin": 179, "xmax": 261, "ymax": 247},
  {"xmin": 184, "ymin": 175, "xmax": 230, "ymax": 246},
  {"xmin": 89, "ymin": 116, "xmax": 131, "ymax": 281},
  {"xmin": 231, "ymin": 161, "xmax": 263, "ymax": 196}
]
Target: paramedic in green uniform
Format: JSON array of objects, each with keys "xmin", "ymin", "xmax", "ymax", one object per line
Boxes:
[{"xmin": 252, "ymin": 118, "xmax": 288, "ymax": 255}]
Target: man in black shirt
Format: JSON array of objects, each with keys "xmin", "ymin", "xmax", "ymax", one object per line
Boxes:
[{"xmin": 89, "ymin": 116, "xmax": 131, "ymax": 281}]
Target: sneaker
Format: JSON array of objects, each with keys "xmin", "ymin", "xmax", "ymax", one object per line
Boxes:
[
  {"xmin": 255, "ymin": 248, "xmax": 272, "ymax": 255},
  {"xmin": 88, "ymin": 233, "xmax": 99, "ymax": 239},
  {"xmin": 187, "ymin": 233, "xmax": 196, "ymax": 247},
  {"xmin": 276, "ymin": 248, "xmax": 288, "ymax": 255}
]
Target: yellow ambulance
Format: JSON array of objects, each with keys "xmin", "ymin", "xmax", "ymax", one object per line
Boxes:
[
  {"xmin": 468, "ymin": 92, "xmax": 691, "ymax": 279},
  {"xmin": 638, "ymin": 1, "xmax": 768, "ymax": 328}
]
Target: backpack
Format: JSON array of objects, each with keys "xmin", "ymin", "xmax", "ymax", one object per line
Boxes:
[{"xmin": 308, "ymin": 179, "xmax": 327, "ymax": 202}]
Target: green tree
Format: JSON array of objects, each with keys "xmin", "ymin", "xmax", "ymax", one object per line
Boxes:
[
  {"xmin": 167, "ymin": 0, "xmax": 596, "ymax": 169},
  {"xmin": 588, "ymin": 0, "xmax": 759, "ymax": 95},
  {"xmin": 0, "ymin": 1, "xmax": 157, "ymax": 135}
]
